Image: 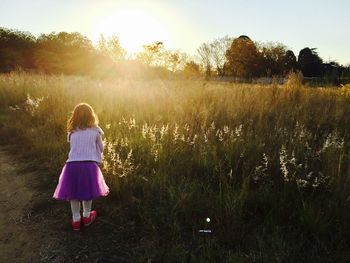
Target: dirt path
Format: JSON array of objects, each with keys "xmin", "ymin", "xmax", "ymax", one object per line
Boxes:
[{"xmin": 0, "ymin": 147, "xmax": 43, "ymax": 262}]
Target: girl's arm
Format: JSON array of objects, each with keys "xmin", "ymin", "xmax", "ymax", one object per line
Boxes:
[
  {"xmin": 97, "ymin": 133, "xmax": 104, "ymax": 152},
  {"xmin": 96, "ymin": 127, "xmax": 104, "ymax": 152},
  {"xmin": 67, "ymin": 132, "xmax": 71, "ymax": 142}
]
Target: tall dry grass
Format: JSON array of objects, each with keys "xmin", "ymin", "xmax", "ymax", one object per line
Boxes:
[{"xmin": 1, "ymin": 72, "xmax": 350, "ymax": 261}]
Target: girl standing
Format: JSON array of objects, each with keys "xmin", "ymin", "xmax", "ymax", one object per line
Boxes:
[{"xmin": 53, "ymin": 103, "xmax": 109, "ymax": 231}]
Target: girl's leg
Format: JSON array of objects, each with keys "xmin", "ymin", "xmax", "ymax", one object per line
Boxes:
[
  {"xmin": 82, "ymin": 200, "xmax": 92, "ymax": 218},
  {"xmin": 70, "ymin": 200, "xmax": 81, "ymax": 222}
]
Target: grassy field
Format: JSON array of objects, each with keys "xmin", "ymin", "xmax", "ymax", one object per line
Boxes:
[{"xmin": 1, "ymin": 72, "xmax": 350, "ymax": 261}]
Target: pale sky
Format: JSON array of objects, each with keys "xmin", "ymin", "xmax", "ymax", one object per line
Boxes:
[{"xmin": 0, "ymin": 0, "xmax": 349, "ymax": 65}]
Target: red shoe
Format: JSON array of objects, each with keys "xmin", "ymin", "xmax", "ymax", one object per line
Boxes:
[
  {"xmin": 82, "ymin": 210, "xmax": 97, "ymax": 226},
  {"xmin": 71, "ymin": 220, "xmax": 81, "ymax": 231}
]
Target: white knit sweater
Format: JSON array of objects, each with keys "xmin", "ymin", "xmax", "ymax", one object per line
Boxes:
[{"xmin": 66, "ymin": 126, "xmax": 104, "ymax": 163}]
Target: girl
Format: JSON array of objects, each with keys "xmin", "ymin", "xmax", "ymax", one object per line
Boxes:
[{"xmin": 53, "ymin": 103, "xmax": 109, "ymax": 231}]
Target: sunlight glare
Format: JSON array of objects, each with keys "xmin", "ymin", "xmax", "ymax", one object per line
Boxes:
[{"xmin": 93, "ymin": 9, "xmax": 173, "ymax": 54}]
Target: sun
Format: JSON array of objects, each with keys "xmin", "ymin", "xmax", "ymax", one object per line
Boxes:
[{"xmin": 92, "ymin": 8, "xmax": 173, "ymax": 54}]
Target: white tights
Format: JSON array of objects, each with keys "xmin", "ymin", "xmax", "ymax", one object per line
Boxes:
[{"xmin": 70, "ymin": 200, "xmax": 92, "ymax": 222}]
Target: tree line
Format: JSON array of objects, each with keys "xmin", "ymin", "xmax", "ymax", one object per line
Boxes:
[
  {"xmin": 1, "ymin": 27, "xmax": 349, "ymax": 82},
  {"xmin": 198, "ymin": 35, "xmax": 350, "ymax": 82}
]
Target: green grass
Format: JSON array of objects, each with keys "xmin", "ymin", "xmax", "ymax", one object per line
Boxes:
[{"xmin": 1, "ymin": 72, "xmax": 350, "ymax": 261}]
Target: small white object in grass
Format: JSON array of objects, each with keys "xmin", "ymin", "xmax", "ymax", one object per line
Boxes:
[
  {"xmin": 206, "ymin": 217, "xmax": 210, "ymax": 222},
  {"xmin": 198, "ymin": 229, "xmax": 211, "ymax": 233}
]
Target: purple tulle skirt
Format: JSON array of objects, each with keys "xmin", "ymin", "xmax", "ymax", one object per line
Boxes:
[{"xmin": 53, "ymin": 161, "xmax": 109, "ymax": 201}]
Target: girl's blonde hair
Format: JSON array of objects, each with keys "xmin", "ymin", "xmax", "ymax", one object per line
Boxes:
[{"xmin": 67, "ymin": 103, "xmax": 98, "ymax": 132}]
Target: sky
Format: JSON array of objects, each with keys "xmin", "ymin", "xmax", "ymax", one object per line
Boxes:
[{"xmin": 0, "ymin": 0, "xmax": 349, "ymax": 65}]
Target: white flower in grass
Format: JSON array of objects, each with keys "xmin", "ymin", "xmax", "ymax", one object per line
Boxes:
[
  {"xmin": 322, "ymin": 132, "xmax": 344, "ymax": 151},
  {"xmin": 160, "ymin": 124, "xmax": 169, "ymax": 140},
  {"xmin": 128, "ymin": 117, "xmax": 137, "ymax": 130},
  {"xmin": 9, "ymin": 105, "xmax": 20, "ymax": 111},
  {"xmin": 120, "ymin": 137, "xmax": 129, "ymax": 147},
  {"xmin": 262, "ymin": 153, "xmax": 268, "ymax": 166},
  {"xmin": 25, "ymin": 93, "xmax": 44, "ymax": 116},
  {"xmin": 149, "ymin": 131, "xmax": 156, "ymax": 143},
  {"xmin": 203, "ymin": 132, "xmax": 208, "ymax": 143},
  {"xmin": 190, "ymin": 134, "xmax": 198, "ymax": 145},
  {"xmin": 235, "ymin": 124, "xmax": 243, "ymax": 137},
  {"xmin": 184, "ymin": 123, "xmax": 190, "ymax": 133},
  {"xmin": 296, "ymin": 179, "xmax": 308, "ymax": 188},
  {"xmin": 142, "ymin": 123, "xmax": 149, "ymax": 139},
  {"xmin": 223, "ymin": 125, "xmax": 230, "ymax": 134},
  {"xmin": 210, "ymin": 121, "xmax": 216, "ymax": 131},
  {"xmin": 173, "ymin": 123, "xmax": 179, "ymax": 142},
  {"xmin": 279, "ymin": 145, "xmax": 289, "ymax": 182},
  {"xmin": 228, "ymin": 169, "xmax": 233, "ymax": 178},
  {"xmin": 216, "ymin": 129, "xmax": 224, "ymax": 142},
  {"xmin": 312, "ymin": 177, "xmax": 320, "ymax": 188}
]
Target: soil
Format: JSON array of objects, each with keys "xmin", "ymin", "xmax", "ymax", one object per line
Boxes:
[{"xmin": 0, "ymin": 147, "xmax": 38, "ymax": 262}]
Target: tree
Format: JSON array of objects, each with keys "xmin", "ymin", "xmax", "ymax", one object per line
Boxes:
[
  {"xmin": 259, "ymin": 42, "xmax": 288, "ymax": 77},
  {"xmin": 210, "ymin": 36, "xmax": 233, "ymax": 77},
  {"xmin": 283, "ymin": 50, "xmax": 298, "ymax": 74},
  {"xmin": 0, "ymin": 27, "xmax": 36, "ymax": 72},
  {"xmin": 225, "ymin": 35, "xmax": 260, "ymax": 78},
  {"xmin": 298, "ymin": 47, "xmax": 323, "ymax": 77},
  {"xmin": 136, "ymin": 42, "xmax": 188, "ymax": 73},
  {"xmin": 341, "ymin": 65, "xmax": 350, "ymax": 80},
  {"xmin": 136, "ymin": 41, "xmax": 164, "ymax": 66},
  {"xmin": 163, "ymin": 50, "xmax": 188, "ymax": 72},
  {"xmin": 34, "ymin": 32, "xmax": 95, "ymax": 74},
  {"xmin": 183, "ymin": 61, "xmax": 201, "ymax": 76},
  {"xmin": 97, "ymin": 34, "xmax": 126, "ymax": 62},
  {"xmin": 196, "ymin": 36, "xmax": 233, "ymax": 77},
  {"xmin": 197, "ymin": 42, "xmax": 212, "ymax": 77},
  {"xmin": 96, "ymin": 34, "xmax": 108, "ymax": 55}
]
